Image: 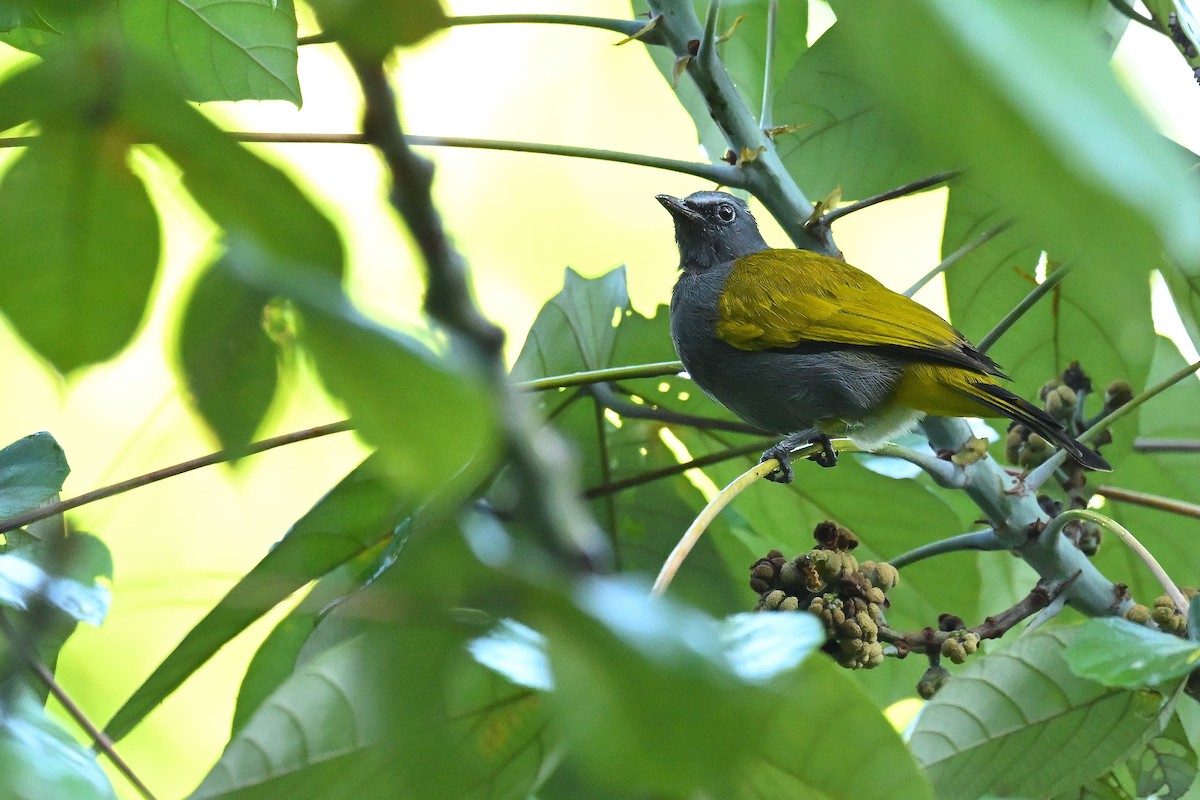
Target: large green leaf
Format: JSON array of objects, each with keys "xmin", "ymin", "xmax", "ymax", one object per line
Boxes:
[
  {"xmin": 178, "ymin": 259, "xmax": 280, "ymax": 454},
  {"xmin": 103, "ymin": 456, "xmax": 412, "ymax": 744},
  {"xmin": 0, "ymin": 128, "xmax": 159, "ymax": 373},
  {"xmin": 0, "ymin": 432, "xmax": 69, "ymax": 519},
  {"xmin": 542, "ymin": 577, "xmax": 931, "ymax": 798},
  {"xmin": 1066, "ymin": 618, "xmax": 1200, "ymax": 689},
  {"xmin": 835, "ymin": 0, "xmax": 1200, "ymax": 282},
  {"xmin": 910, "ymin": 627, "xmax": 1176, "ymax": 800},
  {"xmin": 0, "ymin": 688, "xmax": 116, "ymax": 800},
  {"xmin": 775, "ymin": 21, "xmax": 940, "ymax": 200},
  {"xmin": 120, "ymin": 0, "xmax": 301, "ymax": 104}
]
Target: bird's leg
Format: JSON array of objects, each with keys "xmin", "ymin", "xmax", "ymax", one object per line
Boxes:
[{"xmin": 761, "ymin": 429, "xmax": 835, "ymax": 484}]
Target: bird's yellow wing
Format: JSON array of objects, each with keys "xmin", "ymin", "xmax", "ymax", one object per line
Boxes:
[{"xmin": 716, "ymin": 249, "xmax": 1001, "ymax": 374}]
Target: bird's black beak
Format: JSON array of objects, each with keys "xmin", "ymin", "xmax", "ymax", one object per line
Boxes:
[{"xmin": 656, "ymin": 194, "xmax": 702, "ymax": 222}]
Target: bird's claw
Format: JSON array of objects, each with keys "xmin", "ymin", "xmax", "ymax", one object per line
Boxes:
[
  {"xmin": 761, "ymin": 434, "xmax": 837, "ymax": 483},
  {"xmin": 762, "ymin": 446, "xmax": 794, "ymax": 484}
]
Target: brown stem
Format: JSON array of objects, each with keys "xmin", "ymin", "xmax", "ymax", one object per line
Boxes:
[
  {"xmin": 879, "ymin": 574, "xmax": 1078, "ymax": 656},
  {"xmin": 0, "ymin": 613, "xmax": 157, "ymax": 800},
  {"xmin": 0, "ymin": 422, "xmax": 352, "ymax": 535},
  {"xmin": 1096, "ymin": 485, "xmax": 1200, "ymax": 520}
]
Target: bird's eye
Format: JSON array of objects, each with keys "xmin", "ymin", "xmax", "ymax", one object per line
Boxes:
[{"xmin": 716, "ymin": 203, "xmax": 736, "ymax": 223}]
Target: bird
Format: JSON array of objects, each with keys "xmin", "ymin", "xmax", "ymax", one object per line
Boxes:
[{"xmin": 656, "ymin": 190, "xmax": 1111, "ymax": 483}]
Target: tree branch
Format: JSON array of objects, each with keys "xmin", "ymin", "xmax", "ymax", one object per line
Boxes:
[
  {"xmin": 646, "ymin": 0, "xmax": 825, "ymax": 251},
  {"xmin": 904, "ymin": 221, "xmax": 1011, "ymax": 297},
  {"xmin": 1096, "ymin": 484, "xmax": 1200, "ymax": 520},
  {"xmin": 977, "ymin": 263, "xmax": 1072, "ymax": 353},
  {"xmin": 346, "ymin": 53, "xmax": 610, "ymax": 568}
]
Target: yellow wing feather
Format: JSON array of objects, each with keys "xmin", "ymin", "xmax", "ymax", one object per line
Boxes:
[{"xmin": 716, "ymin": 249, "xmax": 969, "ymax": 356}]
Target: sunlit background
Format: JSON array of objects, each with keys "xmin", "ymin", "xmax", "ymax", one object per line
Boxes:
[{"xmin": 0, "ymin": 1, "xmax": 1195, "ymax": 796}]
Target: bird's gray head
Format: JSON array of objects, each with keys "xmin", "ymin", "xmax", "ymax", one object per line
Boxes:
[{"xmin": 656, "ymin": 191, "xmax": 768, "ymax": 273}]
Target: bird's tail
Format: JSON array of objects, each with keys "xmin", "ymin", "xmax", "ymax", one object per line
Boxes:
[{"xmin": 971, "ymin": 382, "xmax": 1112, "ymax": 471}]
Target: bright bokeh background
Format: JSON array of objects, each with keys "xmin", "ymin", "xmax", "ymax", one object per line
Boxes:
[{"xmin": 0, "ymin": 2, "xmax": 1193, "ymax": 797}]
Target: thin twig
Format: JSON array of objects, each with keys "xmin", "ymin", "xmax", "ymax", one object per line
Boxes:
[
  {"xmin": 517, "ymin": 361, "xmax": 683, "ymax": 392},
  {"xmin": 347, "ymin": 54, "xmax": 609, "ymax": 567},
  {"xmin": 1134, "ymin": 437, "xmax": 1200, "ymax": 452},
  {"xmin": 814, "ymin": 169, "xmax": 959, "ymax": 230},
  {"xmin": 1096, "ymin": 484, "xmax": 1200, "ymax": 520},
  {"xmin": 903, "ymin": 221, "xmax": 1012, "ymax": 298},
  {"xmin": 698, "ymin": 0, "xmax": 721, "ymax": 62},
  {"xmin": 879, "ymin": 576, "xmax": 1077, "ymax": 655},
  {"xmin": 760, "ymin": 0, "xmax": 778, "ymax": 130},
  {"xmin": 0, "ymin": 422, "xmax": 352, "ymax": 536},
  {"xmin": 589, "ymin": 383, "xmax": 763, "ymax": 435},
  {"xmin": 977, "ymin": 264, "xmax": 1072, "ymax": 353},
  {"xmin": 448, "ymin": 14, "xmax": 649, "ymax": 38},
  {"xmin": 1042, "ymin": 509, "xmax": 1189, "ymax": 614},
  {"xmin": 585, "ymin": 441, "xmax": 769, "ymax": 498},
  {"xmin": 888, "ymin": 529, "xmax": 1005, "ymax": 569},
  {"xmin": 0, "ymin": 614, "xmax": 157, "ymax": 800},
  {"xmin": 1107, "ymin": 0, "xmax": 1159, "ymax": 29},
  {"xmin": 652, "ymin": 457, "xmax": 783, "ymax": 596}
]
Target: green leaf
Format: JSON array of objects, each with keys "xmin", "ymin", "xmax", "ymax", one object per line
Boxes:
[
  {"xmin": 0, "ymin": 432, "xmax": 69, "ymax": 518},
  {"xmin": 229, "ymin": 545, "xmax": 384, "ymax": 736},
  {"xmin": 306, "ymin": 0, "xmax": 446, "ymax": 59},
  {"xmin": 119, "ymin": 69, "xmax": 343, "ymax": 273},
  {"xmin": 542, "ymin": 577, "xmax": 929, "ymax": 798},
  {"xmin": 190, "ymin": 635, "xmax": 387, "ymax": 800},
  {"xmin": 1129, "ymin": 713, "xmax": 1198, "ymax": 800},
  {"xmin": 178, "ymin": 260, "xmax": 280, "ymax": 454},
  {"xmin": 103, "ymin": 456, "xmax": 413, "ymax": 744},
  {"xmin": 1066, "ymin": 617, "xmax": 1200, "ymax": 689},
  {"xmin": 835, "ymin": 0, "xmax": 1200, "ymax": 283},
  {"xmin": 775, "ymin": 21, "xmax": 940, "ymax": 200},
  {"xmin": 0, "ymin": 129, "xmax": 159, "ymax": 373},
  {"xmin": 0, "ymin": 689, "xmax": 116, "ymax": 800},
  {"xmin": 910, "ymin": 627, "xmax": 1175, "ymax": 800},
  {"xmin": 120, "ymin": 0, "xmax": 301, "ymax": 104},
  {"xmin": 0, "ymin": 547, "xmax": 109, "ymax": 626}
]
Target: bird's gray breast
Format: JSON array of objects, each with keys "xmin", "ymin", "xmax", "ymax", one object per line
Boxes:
[{"xmin": 669, "ymin": 266, "xmax": 904, "ymax": 434}]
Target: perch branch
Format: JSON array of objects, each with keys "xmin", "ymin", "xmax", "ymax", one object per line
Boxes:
[
  {"xmin": 585, "ymin": 441, "xmax": 769, "ymax": 498},
  {"xmin": 518, "ymin": 361, "xmax": 684, "ymax": 391}
]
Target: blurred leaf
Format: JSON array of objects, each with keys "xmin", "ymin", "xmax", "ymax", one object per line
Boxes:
[
  {"xmin": 1129, "ymin": 712, "xmax": 1197, "ymax": 800},
  {"xmin": 910, "ymin": 627, "xmax": 1175, "ymax": 799},
  {"xmin": 178, "ymin": 260, "xmax": 279, "ymax": 454},
  {"xmin": 542, "ymin": 577, "xmax": 929, "ymax": 798},
  {"xmin": 0, "ymin": 688, "xmax": 116, "ymax": 800},
  {"xmin": 0, "ymin": 128, "xmax": 159, "ymax": 373},
  {"xmin": 0, "ymin": 432, "xmax": 69, "ymax": 519},
  {"xmin": 120, "ymin": 69, "xmax": 343, "ymax": 272},
  {"xmin": 104, "ymin": 456, "xmax": 413, "ymax": 744},
  {"xmin": 775, "ymin": 22, "xmax": 940, "ymax": 200},
  {"xmin": 120, "ymin": 0, "xmax": 301, "ymax": 104},
  {"xmin": 835, "ymin": 0, "xmax": 1200, "ymax": 285},
  {"xmin": 1066, "ymin": 617, "xmax": 1200, "ymax": 688},
  {"xmin": 0, "ymin": 538, "xmax": 110, "ymax": 626},
  {"xmin": 307, "ymin": 0, "xmax": 446, "ymax": 59},
  {"xmin": 0, "ymin": 4, "xmax": 54, "ymax": 31}
]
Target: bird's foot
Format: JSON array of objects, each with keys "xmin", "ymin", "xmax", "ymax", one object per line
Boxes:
[{"xmin": 761, "ymin": 433, "xmax": 837, "ymax": 484}]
